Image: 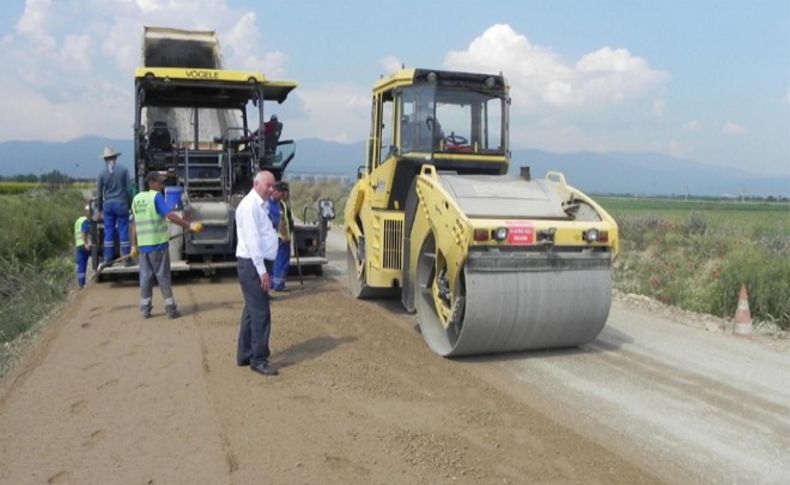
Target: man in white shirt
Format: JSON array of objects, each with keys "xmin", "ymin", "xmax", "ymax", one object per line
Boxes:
[{"xmin": 235, "ymin": 170, "xmax": 280, "ymax": 376}]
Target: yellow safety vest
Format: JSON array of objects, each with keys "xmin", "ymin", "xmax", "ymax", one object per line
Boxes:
[
  {"xmin": 132, "ymin": 191, "xmax": 169, "ymax": 247},
  {"xmin": 74, "ymin": 216, "xmax": 88, "ymax": 248},
  {"xmin": 279, "ymin": 200, "xmax": 291, "ymax": 235}
]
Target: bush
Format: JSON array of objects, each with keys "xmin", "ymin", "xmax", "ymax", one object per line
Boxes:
[
  {"xmin": 709, "ymin": 242, "xmax": 790, "ymax": 324},
  {"xmin": 0, "ymin": 190, "xmax": 85, "ymax": 355},
  {"xmin": 0, "ymin": 190, "xmax": 85, "ymax": 263},
  {"xmin": 613, "ymin": 211, "xmax": 790, "ymax": 329}
]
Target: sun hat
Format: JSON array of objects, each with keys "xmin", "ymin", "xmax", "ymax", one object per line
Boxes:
[{"xmin": 101, "ymin": 146, "xmax": 121, "ymax": 160}]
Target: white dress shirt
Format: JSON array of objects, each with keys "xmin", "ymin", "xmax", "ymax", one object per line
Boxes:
[{"xmin": 235, "ymin": 189, "xmax": 278, "ymax": 275}]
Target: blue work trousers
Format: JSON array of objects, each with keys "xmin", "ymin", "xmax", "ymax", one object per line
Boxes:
[
  {"xmin": 272, "ymin": 240, "xmax": 290, "ymax": 291},
  {"xmin": 75, "ymin": 246, "xmax": 90, "ymax": 288},
  {"xmin": 102, "ymin": 200, "xmax": 130, "ymax": 262}
]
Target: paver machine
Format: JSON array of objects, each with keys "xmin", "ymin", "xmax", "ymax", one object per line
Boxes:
[
  {"xmin": 344, "ymin": 68, "xmax": 619, "ymax": 356},
  {"xmin": 95, "ymin": 27, "xmax": 331, "ymax": 277}
]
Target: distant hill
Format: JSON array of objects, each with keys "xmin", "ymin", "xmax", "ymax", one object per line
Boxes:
[
  {"xmin": 1, "ymin": 136, "xmax": 787, "ymax": 197},
  {"xmin": 509, "ymin": 149, "xmax": 790, "ymax": 197},
  {"xmin": 0, "ymin": 135, "xmax": 134, "ymax": 179}
]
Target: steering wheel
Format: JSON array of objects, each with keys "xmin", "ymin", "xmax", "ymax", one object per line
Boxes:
[{"xmin": 445, "ymin": 133, "xmax": 468, "ymax": 145}]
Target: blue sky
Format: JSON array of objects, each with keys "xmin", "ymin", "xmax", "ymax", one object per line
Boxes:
[{"xmin": 0, "ymin": 0, "xmax": 787, "ymax": 175}]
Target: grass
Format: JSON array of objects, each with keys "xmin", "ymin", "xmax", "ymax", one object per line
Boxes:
[
  {"xmin": 0, "ymin": 190, "xmax": 85, "ymax": 375},
  {"xmin": 599, "ymin": 197, "xmax": 790, "ymax": 330},
  {"xmin": 288, "ymin": 179, "xmax": 350, "ymax": 225}
]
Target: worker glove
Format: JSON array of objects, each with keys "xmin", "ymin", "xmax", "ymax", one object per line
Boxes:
[
  {"xmin": 189, "ymin": 222, "xmax": 204, "ymax": 233},
  {"xmin": 130, "ymin": 246, "xmax": 139, "ymax": 258}
]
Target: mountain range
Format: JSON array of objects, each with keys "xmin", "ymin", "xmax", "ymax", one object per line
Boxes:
[{"xmin": 1, "ymin": 135, "xmax": 787, "ymax": 197}]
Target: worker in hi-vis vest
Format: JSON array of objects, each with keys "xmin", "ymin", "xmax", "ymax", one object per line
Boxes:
[
  {"xmin": 74, "ymin": 205, "xmax": 92, "ymax": 289},
  {"xmin": 130, "ymin": 171, "xmax": 203, "ymax": 319},
  {"xmin": 272, "ymin": 181, "xmax": 292, "ymax": 291}
]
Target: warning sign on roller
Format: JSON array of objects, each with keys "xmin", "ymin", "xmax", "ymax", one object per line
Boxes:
[{"xmin": 506, "ymin": 223, "xmax": 534, "ymax": 245}]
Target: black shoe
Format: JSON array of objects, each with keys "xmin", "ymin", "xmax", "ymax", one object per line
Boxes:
[
  {"xmin": 237, "ymin": 358, "xmax": 250, "ymax": 367},
  {"xmin": 250, "ymin": 360, "xmax": 278, "ymax": 376}
]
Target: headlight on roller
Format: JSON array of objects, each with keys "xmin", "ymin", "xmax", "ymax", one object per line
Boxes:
[
  {"xmin": 494, "ymin": 227, "xmax": 508, "ymax": 242},
  {"xmin": 583, "ymin": 228, "xmax": 608, "ymax": 243}
]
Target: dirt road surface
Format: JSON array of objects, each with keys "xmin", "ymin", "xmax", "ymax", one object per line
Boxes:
[{"xmin": 0, "ymin": 229, "xmax": 787, "ymax": 484}]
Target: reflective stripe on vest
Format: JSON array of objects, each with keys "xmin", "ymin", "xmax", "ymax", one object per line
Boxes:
[
  {"xmin": 74, "ymin": 216, "xmax": 88, "ymax": 247},
  {"xmin": 132, "ymin": 191, "xmax": 169, "ymax": 247}
]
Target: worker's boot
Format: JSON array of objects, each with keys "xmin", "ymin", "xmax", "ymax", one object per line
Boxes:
[{"xmin": 165, "ymin": 304, "xmax": 180, "ymax": 319}]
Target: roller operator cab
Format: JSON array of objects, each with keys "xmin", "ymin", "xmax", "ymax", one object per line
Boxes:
[{"xmin": 344, "ymin": 68, "xmax": 620, "ymax": 357}]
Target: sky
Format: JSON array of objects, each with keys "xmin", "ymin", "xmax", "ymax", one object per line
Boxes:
[{"xmin": 0, "ymin": 0, "xmax": 788, "ymax": 176}]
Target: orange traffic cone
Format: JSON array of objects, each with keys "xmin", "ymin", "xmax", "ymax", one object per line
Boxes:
[{"xmin": 732, "ymin": 284, "xmax": 753, "ymax": 339}]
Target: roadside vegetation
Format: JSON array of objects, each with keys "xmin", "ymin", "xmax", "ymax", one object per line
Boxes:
[
  {"xmin": 0, "ymin": 188, "xmax": 85, "ymax": 375},
  {"xmin": 601, "ymin": 197, "xmax": 790, "ymax": 330}
]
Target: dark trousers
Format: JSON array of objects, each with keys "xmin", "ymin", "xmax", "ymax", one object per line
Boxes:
[{"xmin": 237, "ymin": 258, "xmax": 274, "ymax": 364}]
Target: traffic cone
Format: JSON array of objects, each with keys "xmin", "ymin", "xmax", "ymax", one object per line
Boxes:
[{"xmin": 732, "ymin": 284, "xmax": 753, "ymax": 339}]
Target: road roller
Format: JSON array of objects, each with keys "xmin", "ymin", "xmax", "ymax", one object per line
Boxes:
[{"xmin": 344, "ymin": 68, "xmax": 619, "ymax": 357}]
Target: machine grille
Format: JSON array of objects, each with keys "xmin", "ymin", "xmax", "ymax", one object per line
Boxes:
[{"xmin": 383, "ymin": 219, "xmax": 403, "ymax": 269}]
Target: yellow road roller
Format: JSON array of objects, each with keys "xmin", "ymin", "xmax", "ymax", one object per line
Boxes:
[{"xmin": 344, "ymin": 68, "xmax": 619, "ymax": 356}]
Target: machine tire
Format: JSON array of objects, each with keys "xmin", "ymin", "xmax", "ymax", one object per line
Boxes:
[
  {"xmin": 346, "ymin": 243, "xmax": 398, "ymax": 299},
  {"xmin": 347, "ymin": 243, "xmax": 374, "ymax": 299},
  {"xmin": 413, "ymin": 231, "xmax": 465, "ymax": 356}
]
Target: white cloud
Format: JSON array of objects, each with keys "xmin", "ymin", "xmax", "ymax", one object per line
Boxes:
[
  {"xmin": 379, "ymin": 55, "xmax": 403, "ymax": 74},
  {"xmin": 721, "ymin": 122, "xmax": 746, "ymax": 135},
  {"xmin": 682, "ymin": 120, "xmax": 702, "ymax": 131},
  {"xmin": 135, "ymin": 0, "xmax": 163, "ymax": 13},
  {"xmin": 0, "ymin": 0, "xmax": 290, "ymax": 142},
  {"xmin": 0, "ymin": 77, "xmax": 132, "ymax": 141},
  {"xmin": 60, "ymin": 34, "xmax": 93, "ymax": 73},
  {"xmin": 292, "ymin": 84, "xmax": 370, "ymax": 143},
  {"xmin": 15, "ymin": 0, "xmax": 55, "ymax": 50},
  {"xmin": 443, "ymin": 24, "xmax": 669, "ymax": 110},
  {"xmin": 652, "ymin": 98, "xmax": 666, "ymax": 117},
  {"xmin": 223, "ymin": 11, "xmax": 287, "ymax": 76}
]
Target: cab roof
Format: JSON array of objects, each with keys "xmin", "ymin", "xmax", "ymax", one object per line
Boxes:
[{"xmin": 373, "ymin": 68, "xmax": 507, "ymax": 94}]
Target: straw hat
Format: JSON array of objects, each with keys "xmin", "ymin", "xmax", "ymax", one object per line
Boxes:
[{"xmin": 101, "ymin": 146, "xmax": 121, "ymax": 160}]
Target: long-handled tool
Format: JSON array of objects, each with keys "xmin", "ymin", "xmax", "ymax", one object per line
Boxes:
[
  {"xmin": 90, "ymin": 232, "xmax": 184, "ymax": 282},
  {"xmin": 292, "ymin": 236, "xmax": 304, "ymax": 290}
]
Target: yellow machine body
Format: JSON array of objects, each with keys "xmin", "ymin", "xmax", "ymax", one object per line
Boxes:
[{"xmin": 345, "ymin": 68, "xmax": 619, "ymax": 356}]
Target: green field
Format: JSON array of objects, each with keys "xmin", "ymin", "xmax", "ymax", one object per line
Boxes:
[
  {"xmin": 600, "ymin": 196, "xmax": 789, "ymax": 229},
  {"xmin": 0, "ymin": 181, "xmax": 39, "ymax": 195},
  {"xmin": 598, "ymin": 197, "xmax": 790, "ymax": 330}
]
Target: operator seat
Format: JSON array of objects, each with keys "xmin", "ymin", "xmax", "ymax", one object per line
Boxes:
[{"xmin": 148, "ymin": 121, "xmax": 173, "ymax": 151}]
